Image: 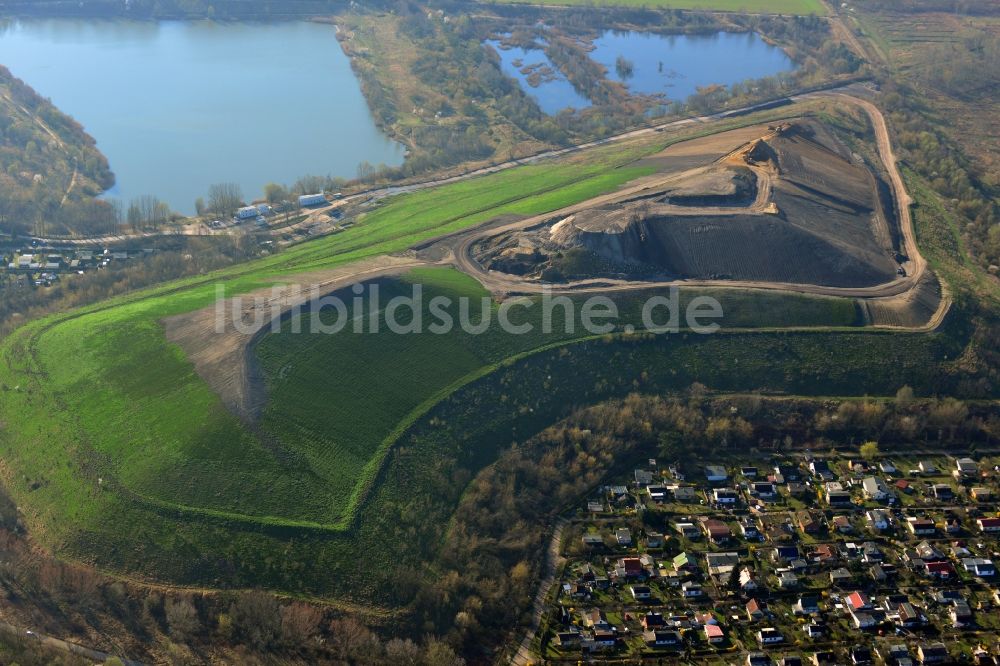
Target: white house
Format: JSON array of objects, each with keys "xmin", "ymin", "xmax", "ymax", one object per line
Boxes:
[
  {"xmin": 235, "ymin": 205, "xmax": 258, "ymax": 220},
  {"xmin": 862, "ymin": 477, "xmax": 890, "ymax": 501},
  {"xmin": 298, "ymin": 192, "xmax": 327, "ymax": 207},
  {"xmin": 866, "ymin": 509, "xmax": 891, "ymax": 531}
]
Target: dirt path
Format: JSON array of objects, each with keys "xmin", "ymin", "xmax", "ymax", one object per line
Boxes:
[
  {"xmin": 0, "ymin": 620, "xmax": 144, "ymax": 666},
  {"xmin": 59, "ymin": 159, "xmax": 78, "ymax": 208},
  {"xmin": 510, "ymin": 517, "xmax": 567, "ymax": 666},
  {"xmin": 163, "ymin": 255, "xmax": 428, "ymax": 421}
]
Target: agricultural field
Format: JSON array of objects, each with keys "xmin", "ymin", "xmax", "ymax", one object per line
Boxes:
[{"xmin": 483, "ymin": 0, "xmax": 828, "ymax": 15}]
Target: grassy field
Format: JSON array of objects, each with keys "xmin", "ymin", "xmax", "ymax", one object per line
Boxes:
[{"xmin": 481, "ymin": 0, "xmax": 828, "ymax": 15}]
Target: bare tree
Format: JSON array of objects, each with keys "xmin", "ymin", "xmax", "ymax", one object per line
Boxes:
[
  {"xmin": 229, "ymin": 591, "xmax": 281, "ymax": 651},
  {"xmin": 207, "ymin": 182, "xmax": 243, "ymax": 218},
  {"xmin": 279, "ymin": 602, "xmax": 323, "ymax": 647},
  {"xmin": 166, "ymin": 597, "xmax": 200, "ymax": 641}
]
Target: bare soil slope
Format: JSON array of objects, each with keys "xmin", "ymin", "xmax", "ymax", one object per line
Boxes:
[{"xmin": 476, "ymin": 120, "xmax": 903, "ymax": 289}]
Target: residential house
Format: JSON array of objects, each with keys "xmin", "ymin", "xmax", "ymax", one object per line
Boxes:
[
  {"xmin": 832, "ymin": 515, "xmax": 853, "ymax": 533},
  {"xmin": 780, "ymin": 658, "xmax": 803, "ymax": 666},
  {"xmin": 682, "ymin": 582, "xmax": 703, "ymax": 598},
  {"xmin": 590, "ymin": 627, "xmax": 617, "ymax": 650},
  {"xmin": 581, "ymin": 534, "xmax": 605, "ymax": 548},
  {"xmin": 750, "ymin": 481, "xmax": 778, "ymax": 499},
  {"xmin": 777, "ymin": 571, "xmax": 799, "ymax": 589},
  {"xmin": 810, "ymin": 460, "xmax": 834, "ymax": 479},
  {"xmin": 797, "ymin": 511, "xmax": 823, "ymax": 535},
  {"xmin": 925, "ymin": 561, "xmax": 956, "ymax": 579},
  {"xmin": 862, "ymin": 541, "xmax": 884, "ymax": 563},
  {"xmin": 813, "ymin": 651, "xmax": 838, "ymax": 665},
  {"xmin": 879, "ymin": 460, "xmax": 897, "ymax": 474},
  {"xmin": 907, "ymin": 517, "xmax": 936, "ymax": 536},
  {"xmin": 773, "ymin": 545, "xmax": 800, "ymax": 562},
  {"xmin": 741, "ymin": 466, "xmax": 759, "ymax": 478},
  {"xmin": 641, "ymin": 612, "xmax": 666, "ymax": 630},
  {"xmin": 774, "ymin": 464, "xmax": 799, "ymax": 481},
  {"xmin": 747, "ymin": 653, "xmax": 772, "ymax": 666},
  {"xmin": 971, "ymin": 487, "xmax": 992, "ymax": 502},
  {"xmin": 962, "ymin": 557, "xmax": 996, "ymax": 577},
  {"xmin": 643, "ymin": 629, "xmax": 681, "ymax": 648},
  {"xmin": 674, "ymin": 522, "xmax": 701, "ymax": 540},
  {"xmin": 704, "ymin": 465, "xmax": 728, "ymax": 483},
  {"xmin": 616, "ymin": 557, "xmax": 645, "ymax": 580},
  {"xmin": 758, "ymin": 627, "xmax": 784, "ymax": 645},
  {"xmin": 647, "ymin": 485, "xmax": 668, "ymax": 502},
  {"xmin": 704, "ymin": 623, "xmax": 725, "ymax": 644},
  {"xmin": 702, "ymin": 518, "xmax": 732, "ymax": 543},
  {"xmin": 705, "ymin": 552, "xmax": 740, "ymax": 576},
  {"xmin": 867, "ymin": 509, "xmax": 891, "ymax": 531},
  {"xmin": 646, "ymin": 531, "xmax": 664, "ymax": 549},
  {"xmin": 851, "ymin": 647, "xmax": 874, "ymax": 665},
  {"xmin": 897, "ymin": 602, "xmax": 923, "ymax": 628},
  {"xmin": 808, "ymin": 544, "xmax": 837, "ymax": 564},
  {"xmin": 931, "ymin": 483, "xmax": 954, "ymax": 500},
  {"xmin": 805, "ymin": 623, "xmax": 824, "ymax": 639},
  {"xmin": 825, "ymin": 482, "xmax": 852, "ymax": 506},
  {"xmin": 794, "ymin": 595, "xmax": 820, "ymax": 615},
  {"xmin": 739, "ymin": 567, "xmax": 758, "ymax": 592},
  {"xmin": 615, "ymin": 527, "xmax": 632, "ymax": 546},
  {"xmin": 740, "ymin": 517, "xmax": 761, "ymax": 540},
  {"xmin": 713, "ymin": 487, "xmax": 739, "ymax": 506},
  {"xmin": 918, "ymin": 461, "xmax": 938, "ymax": 475},
  {"xmin": 862, "ymin": 476, "xmax": 890, "ymax": 501},
  {"xmin": 630, "ymin": 584, "xmax": 652, "ymax": 601},
  {"xmin": 830, "ymin": 567, "xmax": 855, "ymax": 586},
  {"xmin": 977, "ymin": 517, "xmax": 1000, "ymax": 533},
  {"xmin": 956, "ymin": 457, "xmax": 979, "ymax": 477},
  {"xmin": 673, "ymin": 552, "xmax": 697, "ymax": 571},
  {"xmin": 634, "ymin": 469, "xmax": 654, "ymax": 486},
  {"xmin": 746, "ymin": 598, "xmax": 766, "ymax": 620},
  {"xmin": 670, "ymin": 485, "xmax": 697, "ymax": 502},
  {"xmin": 849, "ymin": 608, "xmax": 878, "ymax": 629},
  {"xmin": 951, "ymin": 600, "xmax": 973, "ymax": 627},
  {"xmin": 847, "ymin": 591, "xmax": 872, "ymax": 611},
  {"xmin": 884, "ymin": 645, "xmax": 912, "ymax": 666},
  {"xmin": 581, "ymin": 608, "xmax": 611, "ymax": 629},
  {"xmin": 555, "ymin": 629, "xmax": 581, "ymax": 648}
]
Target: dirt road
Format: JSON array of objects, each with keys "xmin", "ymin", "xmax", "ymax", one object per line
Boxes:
[
  {"xmin": 510, "ymin": 518, "xmax": 567, "ymax": 666},
  {"xmin": 0, "ymin": 620, "xmax": 144, "ymax": 666}
]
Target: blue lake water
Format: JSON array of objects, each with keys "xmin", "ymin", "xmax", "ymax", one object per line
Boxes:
[
  {"xmin": 486, "ymin": 40, "xmax": 592, "ymax": 115},
  {"xmin": 590, "ymin": 30, "xmax": 796, "ymax": 101},
  {"xmin": 0, "ymin": 19, "xmax": 405, "ymax": 214}
]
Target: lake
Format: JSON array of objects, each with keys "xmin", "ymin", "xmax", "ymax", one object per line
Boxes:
[
  {"xmin": 590, "ymin": 30, "xmax": 796, "ymax": 101},
  {"xmin": 485, "ymin": 39, "xmax": 592, "ymax": 115},
  {"xmin": 487, "ymin": 30, "xmax": 795, "ymax": 116},
  {"xmin": 0, "ymin": 19, "xmax": 404, "ymax": 214}
]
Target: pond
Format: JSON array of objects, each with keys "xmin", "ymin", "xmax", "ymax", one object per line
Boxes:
[
  {"xmin": 0, "ymin": 19, "xmax": 404, "ymax": 214},
  {"xmin": 485, "ymin": 39, "xmax": 592, "ymax": 115},
  {"xmin": 590, "ymin": 30, "xmax": 796, "ymax": 102}
]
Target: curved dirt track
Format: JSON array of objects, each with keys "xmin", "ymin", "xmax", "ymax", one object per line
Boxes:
[{"xmin": 446, "ymin": 93, "xmax": 948, "ymax": 331}]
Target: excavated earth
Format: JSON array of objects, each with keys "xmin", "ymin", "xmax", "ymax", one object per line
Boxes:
[{"xmin": 474, "ymin": 120, "xmax": 905, "ymax": 289}]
